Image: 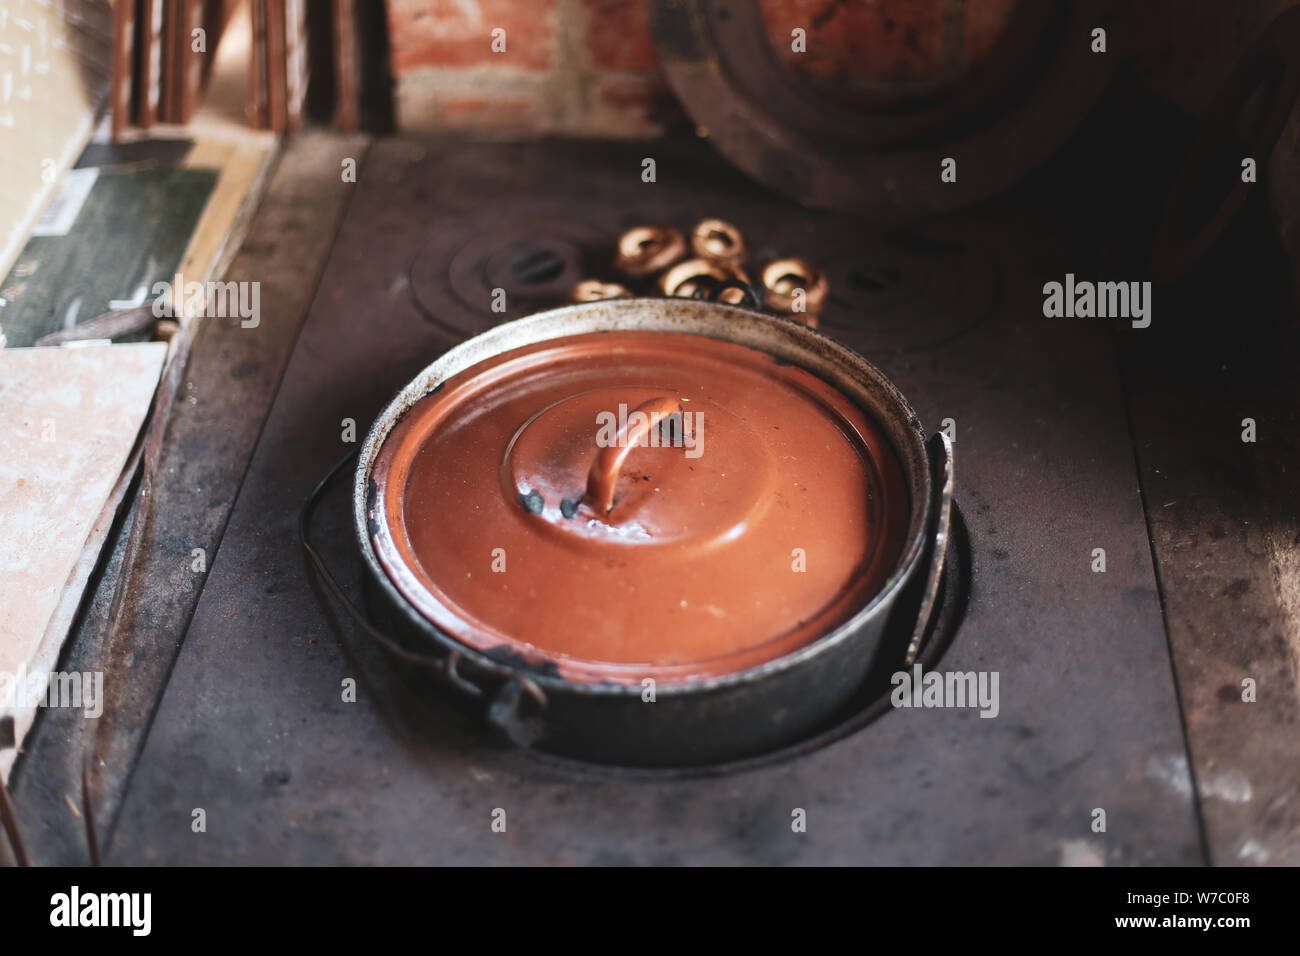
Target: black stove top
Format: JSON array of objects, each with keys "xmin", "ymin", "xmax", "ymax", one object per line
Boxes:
[{"xmin": 72, "ymin": 135, "xmax": 1211, "ymax": 865}]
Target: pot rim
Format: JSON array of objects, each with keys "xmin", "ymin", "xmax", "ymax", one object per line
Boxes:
[{"xmin": 354, "ymin": 296, "xmax": 933, "ymax": 698}]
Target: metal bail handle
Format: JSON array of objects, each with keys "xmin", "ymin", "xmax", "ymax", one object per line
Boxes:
[
  {"xmin": 904, "ymin": 431, "xmax": 955, "ymax": 666},
  {"xmin": 300, "ymin": 449, "xmax": 491, "ymax": 695},
  {"xmin": 702, "ymin": 276, "xmax": 765, "ymax": 311},
  {"xmin": 302, "ymin": 452, "xmax": 555, "ymax": 751},
  {"xmin": 487, "ymin": 677, "xmax": 548, "ymax": 748}
]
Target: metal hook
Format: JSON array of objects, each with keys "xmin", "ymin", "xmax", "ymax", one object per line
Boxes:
[
  {"xmin": 300, "ymin": 449, "xmax": 495, "ymax": 700},
  {"xmin": 706, "ymin": 277, "xmax": 765, "ymax": 311}
]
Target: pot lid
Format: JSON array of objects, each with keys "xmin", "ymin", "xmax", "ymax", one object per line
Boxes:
[{"xmin": 368, "ymin": 329, "xmax": 907, "ymax": 683}]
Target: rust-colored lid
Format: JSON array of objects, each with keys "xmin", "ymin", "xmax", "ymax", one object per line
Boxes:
[{"xmin": 369, "ymin": 330, "xmax": 907, "ymax": 684}]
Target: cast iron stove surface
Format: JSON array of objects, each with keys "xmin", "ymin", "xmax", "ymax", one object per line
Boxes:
[{"xmin": 106, "ymin": 137, "xmax": 1200, "ymax": 865}]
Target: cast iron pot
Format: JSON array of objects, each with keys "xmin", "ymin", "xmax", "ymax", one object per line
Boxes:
[{"xmin": 351, "ymin": 296, "xmax": 951, "ymax": 767}]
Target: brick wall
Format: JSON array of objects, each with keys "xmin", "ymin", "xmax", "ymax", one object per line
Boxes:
[
  {"xmin": 386, "ymin": 0, "xmax": 679, "ymax": 136},
  {"xmin": 384, "ymin": 0, "xmax": 1299, "ymax": 137},
  {"xmin": 384, "ymin": 0, "xmax": 1019, "ymax": 136}
]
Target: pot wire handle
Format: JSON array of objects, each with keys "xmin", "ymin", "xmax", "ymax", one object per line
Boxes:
[
  {"xmin": 701, "ymin": 277, "xmax": 765, "ymax": 311},
  {"xmin": 299, "ymin": 449, "xmax": 483, "ymax": 695},
  {"xmin": 487, "ymin": 676, "xmax": 548, "ymax": 748},
  {"xmin": 584, "ymin": 396, "xmax": 685, "ymax": 515},
  {"xmin": 905, "ymin": 431, "xmax": 954, "ymax": 666}
]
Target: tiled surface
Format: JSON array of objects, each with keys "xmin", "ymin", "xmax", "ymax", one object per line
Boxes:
[{"xmin": 0, "ymin": 342, "xmax": 165, "ymax": 775}]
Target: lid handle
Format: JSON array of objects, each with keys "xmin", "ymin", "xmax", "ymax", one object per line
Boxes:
[{"xmin": 584, "ymin": 396, "xmax": 683, "ymax": 515}]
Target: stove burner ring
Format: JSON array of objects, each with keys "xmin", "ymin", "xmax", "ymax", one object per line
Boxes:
[
  {"xmin": 451, "ymin": 233, "xmax": 585, "ymax": 305},
  {"xmin": 489, "ymin": 241, "xmax": 577, "ymax": 289},
  {"xmin": 410, "ymin": 205, "xmax": 997, "ymax": 353},
  {"xmin": 410, "ymin": 203, "xmax": 612, "ymax": 339},
  {"xmin": 819, "ymin": 233, "xmax": 1000, "ymax": 352}
]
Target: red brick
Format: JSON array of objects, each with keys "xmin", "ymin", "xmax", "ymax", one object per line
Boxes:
[
  {"xmin": 442, "ymin": 97, "xmax": 492, "ymax": 116},
  {"xmin": 594, "ymin": 73, "xmax": 674, "ymax": 114},
  {"xmin": 387, "ymin": 0, "xmax": 557, "ymax": 75},
  {"xmin": 587, "ymin": 73, "xmax": 680, "ymax": 133},
  {"xmin": 583, "ymin": 0, "xmax": 657, "ymax": 70},
  {"xmin": 395, "ymin": 79, "xmax": 550, "ymax": 130},
  {"xmin": 443, "ymin": 96, "xmax": 542, "ymax": 123}
]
